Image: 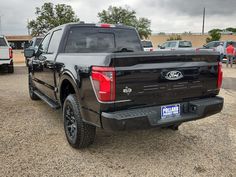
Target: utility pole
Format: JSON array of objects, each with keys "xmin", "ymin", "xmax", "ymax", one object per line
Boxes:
[
  {"xmin": 0, "ymin": 15, "xmax": 2, "ymax": 34},
  {"xmin": 27, "ymin": 19, "xmax": 30, "ymax": 35},
  {"xmin": 202, "ymin": 7, "xmax": 205, "ymax": 35}
]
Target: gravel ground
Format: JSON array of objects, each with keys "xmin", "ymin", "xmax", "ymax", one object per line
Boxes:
[{"xmin": 0, "ymin": 66, "xmax": 236, "ymax": 177}]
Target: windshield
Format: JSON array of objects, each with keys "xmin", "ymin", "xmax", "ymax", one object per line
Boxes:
[
  {"xmin": 179, "ymin": 41, "xmax": 192, "ymax": 48},
  {"xmin": 64, "ymin": 27, "xmax": 142, "ymax": 53},
  {"xmin": 141, "ymin": 41, "xmax": 153, "ymax": 48}
]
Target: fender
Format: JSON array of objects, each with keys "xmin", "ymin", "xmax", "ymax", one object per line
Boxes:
[
  {"xmin": 57, "ymin": 70, "xmax": 101, "ymax": 127},
  {"xmin": 57, "ymin": 70, "xmax": 80, "ymax": 105}
]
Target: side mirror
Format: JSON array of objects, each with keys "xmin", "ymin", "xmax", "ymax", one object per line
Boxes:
[
  {"xmin": 160, "ymin": 46, "xmax": 165, "ymax": 49},
  {"xmin": 24, "ymin": 43, "xmax": 30, "ymax": 49},
  {"xmin": 24, "ymin": 48, "xmax": 35, "ymax": 58}
]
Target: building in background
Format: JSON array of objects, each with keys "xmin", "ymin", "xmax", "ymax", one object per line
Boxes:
[{"xmin": 6, "ymin": 35, "xmax": 32, "ymax": 49}]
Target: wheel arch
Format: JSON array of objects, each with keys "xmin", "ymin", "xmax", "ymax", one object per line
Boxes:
[{"xmin": 58, "ymin": 71, "xmax": 80, "ymax": 107}]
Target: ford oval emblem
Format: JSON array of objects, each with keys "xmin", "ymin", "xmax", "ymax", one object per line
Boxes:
[{"xmin": 165, "ymin": 71, "xmax": 183, "ymax": 80}]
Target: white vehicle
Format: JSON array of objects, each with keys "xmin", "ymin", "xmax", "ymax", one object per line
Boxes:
[
  {"xmin": 141, "ymin": 40, "xmax": 153, "ymax": 51},
  {"xmin": 0, "ymin": 35, "xmax": 14, "ymax": 73},
  {"xmin": 157, "ymin": 40, "xmax": 193, "ymax": 51}
]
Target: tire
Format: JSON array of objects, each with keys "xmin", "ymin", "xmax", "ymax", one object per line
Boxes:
[
  {"xmin": 63, "ymin": 94, "xmax": 96, "ymax": 149},
  {"xmin": 25, "ymin": 59, "xmax": 29, "ymax": 67},
  {"xmin": 8, "ymin": 63, "xmax": 14, "ymax": 73},
  {"xmin": 28, "ymin": 72, "xmax": 40, "ymax": 100}
]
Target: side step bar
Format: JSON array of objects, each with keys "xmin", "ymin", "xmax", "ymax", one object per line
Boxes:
[{"xmin": 34, "ymin": 90, "xmax": 60, "ymax": 109}]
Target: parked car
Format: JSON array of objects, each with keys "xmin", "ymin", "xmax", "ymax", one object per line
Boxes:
[
  {"xmin": 203, "ymin": 40, "xmax": 236, "ymax": 63},
  {"xmin": 0, "ymin": 35, "xmax": 14, "ymax": 73},
  {"xmin": 24, "ymin": 36, "xmax": 43, "ymax": 66},
  {"xmin": 141, "ymin": 40, "xmax": 153, "ymax": 51},
  {"xmin": 157, "ymin": 40, "xmax": 192, "ymax": 51},
  {"xmin": 24, "ymin": 23, "xmax": 223, "ymax": 149}
]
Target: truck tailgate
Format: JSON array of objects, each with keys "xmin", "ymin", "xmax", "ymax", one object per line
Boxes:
[
  {"xmin": 0, "ymin": 46, "xmax": 10, "ymax": 59},
  {"xmin": 111, "ymin": 51, "xmax": 220, "ymax": 110}
]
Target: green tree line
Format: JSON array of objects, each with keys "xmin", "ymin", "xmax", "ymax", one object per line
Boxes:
[{"xmin": 28, "ymin": 3, "xmax": 151, "ymax": 39}]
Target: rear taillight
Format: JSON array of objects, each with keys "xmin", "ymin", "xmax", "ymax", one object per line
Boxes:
[
  {"xmin": 9, "ymin": 48, "xmax": 13, "ymax": 58},
  {"xmin": 217, "ymin": 62, "xmax": 223, "ymax": 89},
  {"xmin": 91, "ymin": 66, "xmax": 116, "ymax": 102}
]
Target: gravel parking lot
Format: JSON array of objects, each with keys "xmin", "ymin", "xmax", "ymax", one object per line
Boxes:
[{"xmin": 0, "ymin": 66, "xmax": 236, "ymax": 177}]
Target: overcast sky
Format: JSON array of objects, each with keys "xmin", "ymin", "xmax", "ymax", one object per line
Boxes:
[{"xmin": 0, "ymin": 0, "xmax": 235, "ymax": 35}]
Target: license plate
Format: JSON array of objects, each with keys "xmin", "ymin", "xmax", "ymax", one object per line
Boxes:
[{"xmin": 161, "ymin": 104, "xmax": 180, "ymax": 119}]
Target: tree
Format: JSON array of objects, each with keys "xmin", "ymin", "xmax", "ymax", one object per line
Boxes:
[
  {"xmin": 206, "ymin": 29, "xmax": 221, "ymax": 43},
  {"xmin": 208, "ymin": 28, "xmax": 222, "ymax": 34},
  {"xmin": 98, "ymin": 6, "xmax": 151, "ymax": 39},
  {"xmin": 28, "ymin": 3, "xmax": 79, "ymax": 36},
  {"xmin": 167, "ymin": 35, "xmax": 182, "ymax": 41},
  {"xmin": 226, "ymin": 27, "xmax": 236, "ymax": 33}
]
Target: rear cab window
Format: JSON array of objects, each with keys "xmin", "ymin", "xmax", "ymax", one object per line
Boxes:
[
  {"xmin": 141, "ymin": 41, "xmax": 153, "ymax": 48},
  {"xmin": 64, "ymin": 27, "xmax": 142, "ymax": 53},
  {"xmin": 0, "ymin": 37, "xmax": 7, "ymax": 46}
]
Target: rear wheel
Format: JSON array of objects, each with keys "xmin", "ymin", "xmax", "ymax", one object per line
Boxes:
[
  {"xmin": 8, "ymin": 62, "xmax": 14, "ymax": 73},
  {"xmin": 28, "ymin": 72, "xmax": 39, "ymax": 100},
  {"xmin": 25, "ymin": 59, "xmax": 29, "ymax": 67},
  {"xmin": 63, "ymin": 94, "xmax": 96, "ymax": 149}
]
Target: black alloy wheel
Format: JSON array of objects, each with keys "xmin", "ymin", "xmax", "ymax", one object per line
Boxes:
[
  {"xmin": 64, "ymin": 103, "xmax": 78, "ymax": 142},
  {"xmin": 63, "ymin": 94, "xmax": 96, "ymax": 148}
]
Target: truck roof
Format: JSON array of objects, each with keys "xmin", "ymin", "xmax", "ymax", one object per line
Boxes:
[{"xmin": 49, "ymin": 22, "xmax": 136, "ymax": 33}]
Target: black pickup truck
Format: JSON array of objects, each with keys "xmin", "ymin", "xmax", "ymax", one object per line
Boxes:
[{"xmin": 24, "ymin": 23, "xmax": 223, "ymax": 148}]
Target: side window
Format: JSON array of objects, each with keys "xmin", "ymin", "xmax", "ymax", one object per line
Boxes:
[
  {"xmin": 206, "ymin": 42, "xmax": 214, "ymax": 48},
  {"xmin": 48, "ymin": 30, "xmax": 62, "ymax": 54},
  {"xmin": 214, "ymin": 42, "xmax": 220, "ymax": 47},
  {"xmin": 38, "ymin": 34, "xmax": 51, "ymax": 53},
  {"xmin": 169, "ymin": 42, "xmax": 177, "ymax": 48},
  {"xmin": 161, "ymin": 42, "xmax": 167, "ymax": 48}
]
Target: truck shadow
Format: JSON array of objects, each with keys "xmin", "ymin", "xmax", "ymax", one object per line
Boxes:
[{"xmin": 83, "ymin": 117, "xmax": 232, "ymax": 173}]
